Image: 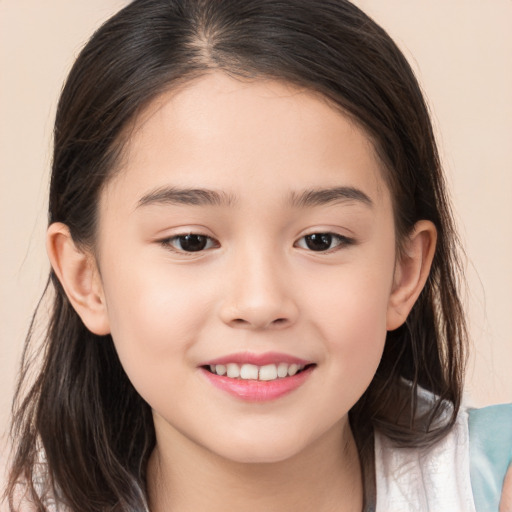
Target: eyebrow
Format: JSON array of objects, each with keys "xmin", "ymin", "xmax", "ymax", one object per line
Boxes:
[
  {"xmin": 288, "ymin": 186, "xmax": 373, "ymax": 209},
  {"xmin": 137, "ymin": 187, "xmax": 236, "ymax": 208},
  {"xmin": 136, "ymin": 185, "xmax": 373, "ymax": 209}
]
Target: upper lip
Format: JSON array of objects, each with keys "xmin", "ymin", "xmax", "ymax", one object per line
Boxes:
[{"xmin": 200, "ymin": 352, "xmax": 313, "ymax": 367}]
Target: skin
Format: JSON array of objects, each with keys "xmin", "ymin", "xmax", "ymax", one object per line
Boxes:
[
  {"xmin": 501, "ymin": 466, "xmax": 512, "ymax": 512},
  {"xmin": 48, "ymin": 72, "xmax": 438, "ymax": 511}
]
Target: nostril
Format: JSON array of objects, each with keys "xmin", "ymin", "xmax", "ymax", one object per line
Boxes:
[{"xmin": 229, "ymin": 317, "xmax": 288, "ymax": 328}]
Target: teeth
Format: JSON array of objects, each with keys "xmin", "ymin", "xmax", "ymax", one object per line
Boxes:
[
  {"xmin": 208, "ymin": 363, "xmax": 307, "ymax": 381},
  {"xmin": 277, "ymin": 363, "xmax": 288, "ymax": 378},
  {"xmin": 259, "ymin": 364, "xmax": 278, "ymax": 381},
  {"xmin": 226, "ymin": 363, "xmax": 240, "ymax": 378},
  {"xmin": 288, "ymin": 363, "xmax": 299, "ymax": 376},
  {"xmin": 240, "ymin": 364, "xmax": 258, "ymax": 380},
  {"xmin": 216, "ymin": 364, "xmax": 226, "ymax": 376}
]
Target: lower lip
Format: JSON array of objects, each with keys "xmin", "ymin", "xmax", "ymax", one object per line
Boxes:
[{"xmin": 200, "ymin": 366, "xmax": 315, "ymax": 402}]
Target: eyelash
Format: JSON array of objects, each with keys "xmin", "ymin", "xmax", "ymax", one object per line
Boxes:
[
  {"xmin": 159, "ymin": 232, "xmax": 354, "ymax": 255},
  {"xmin": 159, "ymin": 233, "xmax": 219, "ymax": 254},
  {"xmin": 294, "ymin": 233, "xmax": 354, "ymax": 253}
]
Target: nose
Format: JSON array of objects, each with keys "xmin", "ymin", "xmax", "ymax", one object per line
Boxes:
[{"xmin": 218, "ymin": 248, "xmax": 299, "ymax": 330}]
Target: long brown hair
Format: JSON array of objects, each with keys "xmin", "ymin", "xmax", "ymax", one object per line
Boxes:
[{"xmin": 6, "ymin": 1, "xmax": 467, "ymax": 510}]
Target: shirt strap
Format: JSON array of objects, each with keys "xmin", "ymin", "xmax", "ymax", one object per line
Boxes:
[{"xmin": 468, "ymin": 404, "xmax": 512, "ymax": 512}]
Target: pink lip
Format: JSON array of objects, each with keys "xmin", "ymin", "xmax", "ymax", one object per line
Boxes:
[
  {"xmin": 201, "ymin": 351, "xmax": 312, "ymax": 367},
  {"xmin": 199, "ymin": 365, "xmax": 315, "ymax": 402}
]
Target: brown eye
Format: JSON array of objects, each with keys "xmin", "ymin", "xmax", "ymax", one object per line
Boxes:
[
  {"xmin": 305, "ymin": 234, "xmax": 333, "ymax": 251},
  {"xmin": 178, "ymin": 234, "xmax": 208, "ymax": 251},
  {"xmin": 295, "ymin": 233, "xmax": 353, "ymax": 252},
  {"xmin": 164, "ymin": 234, "xmax": 217, "ymax": 253}
]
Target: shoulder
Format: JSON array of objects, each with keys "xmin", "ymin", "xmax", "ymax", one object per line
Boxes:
[
  {"xmin": 375, "ymin": 400, "xmax": 512, "ymax": 512},
  {"xmin": 468, "ymin": 403, "xmax": 512, "ymax": 447},
  {"xmin": 468, "ymin": 404, "xmax": 512, "ymax": 512},
  {"xmin": 0, "ymin": 440, "xmax": 60, "ymax": 512},
  {"xmin": 375, "ymin": 401, "xmax": 476, "ymax": 512}
]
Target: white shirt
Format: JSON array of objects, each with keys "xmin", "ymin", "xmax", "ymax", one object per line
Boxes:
[{"xmin": 375, "ymin": 403, "xmax": 476, "ymax": 511}]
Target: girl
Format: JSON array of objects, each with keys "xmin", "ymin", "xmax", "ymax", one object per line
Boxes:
[{"xmin": 3, "ymin": 1, "xmax": 511, "ymax": 511}]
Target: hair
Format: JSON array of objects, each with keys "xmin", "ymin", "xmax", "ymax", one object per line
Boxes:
[{"xmin": 6, "ymin": 1, "xmax": 467, "ymax": 511}]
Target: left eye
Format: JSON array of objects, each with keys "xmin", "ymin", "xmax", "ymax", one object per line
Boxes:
[
  {"xmin": 163, "ymin": 234, "xmax": 218, "ymax": 253},
  {"xmin": 295, "ymin": 233, "xmax": 352, "ymax": 252}
]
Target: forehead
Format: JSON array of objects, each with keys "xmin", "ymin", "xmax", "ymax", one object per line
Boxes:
[{"xmin": 104, "ymin": 72, "xmax": 388, "ymax": 210}]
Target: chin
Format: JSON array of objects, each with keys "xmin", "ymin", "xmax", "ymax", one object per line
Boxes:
[{"xmin": 209, "ymin": 432, "xmax": 311, "ymax": 465}]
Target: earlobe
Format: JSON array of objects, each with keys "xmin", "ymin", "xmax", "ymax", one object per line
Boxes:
[
  {"xmin": 386, "ymin": 220, "xmax": 437, "ymax": 331},
  {"xmin": 47, "ymin": 223, "xmax": 110, "ymax": 335}
]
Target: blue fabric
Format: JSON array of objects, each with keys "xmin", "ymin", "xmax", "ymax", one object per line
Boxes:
[{"xmin": 469, "ymin": 404, "xmax": 512, "ymax": 512}]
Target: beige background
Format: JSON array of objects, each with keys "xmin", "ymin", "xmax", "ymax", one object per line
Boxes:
[{"xmin": 1, "ymin": 0, "xmax": 511, "ymax": 444}]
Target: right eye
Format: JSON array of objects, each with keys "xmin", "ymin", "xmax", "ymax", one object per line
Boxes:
[{"xmin": 161, "ymin": 233, "xmax": 219, "ymax": 253}]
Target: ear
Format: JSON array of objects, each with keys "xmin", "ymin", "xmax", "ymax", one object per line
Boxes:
[
  {"xmin": 386, "ymin": 220, "xmax": 437, "ymax": 331},
  {"xmin": 47, "ymin": 222, "xmax": 110, "ymax": 335}
]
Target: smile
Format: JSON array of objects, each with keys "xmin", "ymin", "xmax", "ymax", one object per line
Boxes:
[
  {"xmin": 206, "ymin": 362, "xmax": 308, "ymax": 381},
  {"xmin": 199, "ymin": 353, "xmax": 316, "ymax": 402}
]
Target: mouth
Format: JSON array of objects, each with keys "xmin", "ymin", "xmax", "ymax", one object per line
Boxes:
[
  {"xmin": 202, "ymin": 362, "xmax": 315, "ymax": 381},
  {"xmin": 199, "ymin": 356, "xmax": 316, "ymax": 402}
]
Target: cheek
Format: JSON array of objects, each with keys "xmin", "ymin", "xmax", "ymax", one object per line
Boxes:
[
  {"xmin": 317, "ymin": 285, "xmax": 388, "ymax": 364},
  {"xmin": 99, "ymin": 261, "xmax": 213, "ymax": 395},
  {"xmin": 303, "ymin": 255, "xmax": 394, "ymax": 380}
]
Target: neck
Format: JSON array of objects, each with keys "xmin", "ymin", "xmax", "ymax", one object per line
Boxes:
[{"xmin": 147, "ymin": 418, "xmax": 363, "ymax": 512}]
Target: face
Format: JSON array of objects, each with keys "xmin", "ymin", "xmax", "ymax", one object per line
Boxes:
[{"xmin": 94, "ymin": 72, "xmax": 399, "ymax": 463}]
